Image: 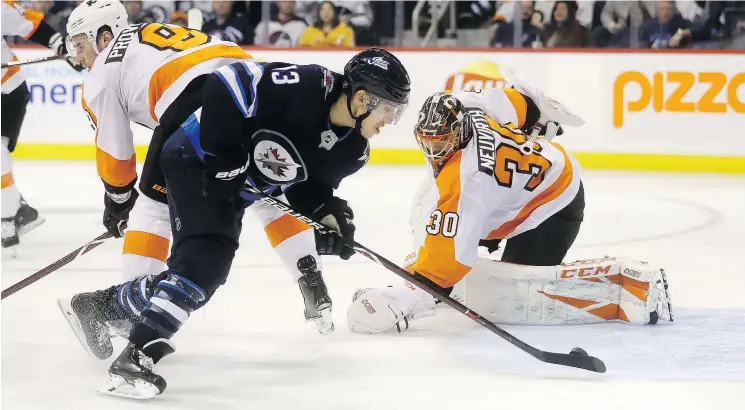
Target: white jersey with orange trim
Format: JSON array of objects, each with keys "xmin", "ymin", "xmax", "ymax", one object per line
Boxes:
[
  {"xmin": 1, "ymin": 1, "xmax": 44, "ymax": 93},
  {"xmin": 81, "ymin": 22, "xmax": 251, "ymax": 190},
  {"xmin": 410, "ymin": 91, "xmax": 582, "ymax": 289}
]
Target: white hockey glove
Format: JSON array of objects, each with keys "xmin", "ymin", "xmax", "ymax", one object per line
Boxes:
[
  {"xmin": 501, "ymin": 67, "xmax": 584, "ymax": 150},
  {"xmin": 347, "ymin": 283, "xmax": 436, "ymax": 334}
]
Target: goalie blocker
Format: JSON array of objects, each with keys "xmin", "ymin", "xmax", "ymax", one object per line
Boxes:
[{"xmin": 347, "ymin": 255, "xmax": 673, "ymax": 334}]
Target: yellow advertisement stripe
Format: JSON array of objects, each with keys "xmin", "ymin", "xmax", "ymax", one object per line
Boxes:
[{"xmin": 10, "ymin": 144, "xmax": 745, "ymax": 174}]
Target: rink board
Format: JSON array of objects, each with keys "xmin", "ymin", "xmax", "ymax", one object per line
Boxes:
[{"xmin": 8, "ymin": 46, "xmax": 745, "ymax": 174}]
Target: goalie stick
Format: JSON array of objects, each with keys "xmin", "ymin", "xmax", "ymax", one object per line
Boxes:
[
  {"xmin": 1, "ymin": 54, "xmax": 67, "ymax": 69},
  {"xmin": 242, "ymin": 183, "xmax": 607, "ymax": 373},
  {"xmin": 1, "ymin": 231, "xmax": 114, "ymax": 300}
]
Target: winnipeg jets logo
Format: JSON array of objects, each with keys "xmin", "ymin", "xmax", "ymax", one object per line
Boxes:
[
  {"xmin": 362, "ymin": 57, "xmax": 389, "ymax": 70},
  {"xmin": 257, "ymin": 147, "xmax": 299, "ymax": 178}
]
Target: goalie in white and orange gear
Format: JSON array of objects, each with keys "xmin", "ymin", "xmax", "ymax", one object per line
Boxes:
[{"xmin": 347, "ymin": 80, "xmax": 673, "ymax": 333}]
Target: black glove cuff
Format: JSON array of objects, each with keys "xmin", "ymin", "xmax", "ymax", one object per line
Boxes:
[
  {"xmin": 103, "ymin": 177, "xmax": 137, "ymax": 195},
  {"xmin": 27, "ymin": 21, "xmax": 57, "ymax": 48}
]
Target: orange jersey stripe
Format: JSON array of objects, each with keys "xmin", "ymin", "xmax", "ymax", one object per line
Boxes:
[
  {"xmin": 147, "ymin": 44, "xmax": 251, "ymax": 122},
  {"xmin": 122, "ymin": 230, "xmax": 170, "ymax": 262},
  {"xmin": 486, "ymin": 142, "xmax": 574, "ymax": 240},
  {"xmin": 413, "ymin": 150, "xmax": 472, "ymax": 288},
  {"xmin": 502, "ymin": 88, "xmax": 528, "ymax": 128},
  {"xmin": 264, "ymin": 214, "xmax": 311, "ymax": 247},
  {"xmin": 1, "ymin": 57, "xmax": 20, "ymax": 85},
  {"xmin": 1, "ymin": 172, "xmax": 14, "ymax": 188},
  {"xmin": 96, "ymin": 148, "xmax": 136, "ymax": 187}
]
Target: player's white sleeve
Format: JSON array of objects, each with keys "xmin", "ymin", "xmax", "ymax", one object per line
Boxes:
[
  {"xmin": 82, "ymin": 79, "xmax": 136, "ymax": 189},
  {"xmin": 1, "ymin": 1, "xmax": 44, "ymax": 38},
  {"xmin": 450, "ymin": 88, "xmax": 528, "ymax": 127}
]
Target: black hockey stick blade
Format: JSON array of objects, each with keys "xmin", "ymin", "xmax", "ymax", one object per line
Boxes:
[
  {"xmin": 1, "ymin": 231, "xmax": 114, "ymax": 300},
  {"xmin": 540, "ymin": 351, "xmax": 607, "ymax": 373},
  {"xmin": 1, "ymin": 54, "xmax": 66, "ymax": 69},
  {"xmin": 241, "ymin": 184, "xmax": 607, "ymax": 373}
]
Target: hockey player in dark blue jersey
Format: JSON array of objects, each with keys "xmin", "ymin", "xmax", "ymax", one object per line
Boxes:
[{"xmin": 97, "ymin": 48, "xmax": 411, "ymax": 399}]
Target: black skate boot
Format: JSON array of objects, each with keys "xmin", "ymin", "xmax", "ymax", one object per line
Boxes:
[
  {"xmin": 1, "ymin": 217, "xmax": 19, "ymax": 255},
  {"xmin": 57, "ymin": 285, "xmax": 138, "ymax": 360},
  {"xmin": 297, "ymin": 255, "xmax": 334, "ymax": 334},
  {"xmin": 15, "ymin": 197, "xmax": 44, "ymax": 236},
  {"xmin": 99, "ymin": 339, "xmax": 174, "ymax": 400}
]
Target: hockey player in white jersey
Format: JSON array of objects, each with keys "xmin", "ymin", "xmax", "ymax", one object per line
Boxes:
[
  {"xmin": 57, "ymin": 0, "xmax": 337, "ymax": 362},
  {"xmin": 347, "ymin": 73, "xmax": 673, "ymax": 333},
  {"xmin": 1, "ymin": 0, "xmax": 74, "ymax": 254}
]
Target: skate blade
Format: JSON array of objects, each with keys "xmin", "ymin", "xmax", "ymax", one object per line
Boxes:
[
  {"xmin": 1, "ymin": 245, "xmax": 18, "ymax": 258},
  {"xmin": 57, "ymin": 298, "xmax": 112, "ymax": 360},
  {"xmin": 97, "ymin": 374, "xmax": 159, "ymax": 400},
  {"xmin": 17, "ymin": 216, "xmax": 45, "ymax": 236},
  {"xmin": 311, "ymin": 305, "xmax": 334, "ymax": 335}
]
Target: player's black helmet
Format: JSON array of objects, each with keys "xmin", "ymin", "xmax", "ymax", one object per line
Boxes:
[{"xmin": 343, "ymin": 48, "xmax": 410, "ymax": 125}]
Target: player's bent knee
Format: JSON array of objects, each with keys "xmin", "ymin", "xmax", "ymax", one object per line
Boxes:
[{"xmin": 347, "ymin": 288, "xmax": 406, "ymax": 334}]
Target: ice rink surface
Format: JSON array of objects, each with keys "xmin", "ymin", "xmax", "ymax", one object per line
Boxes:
[{"xmin": 2, "ymin": 161, "xmax": 745, "ymax": 410}]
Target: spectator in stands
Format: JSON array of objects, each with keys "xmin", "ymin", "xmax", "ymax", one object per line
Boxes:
[
  {"xmin": 171, "ymin": 10, "xmax": 188, "ymax": 28},
  {"xmin": 123, "ymin": 1, "xmax": 167, "ymax": 24},
  {"xmin": 202, "ymin": 0, "xmax": 254, "ymax": 45},
  {"xmin": 640, "ymin": 0, "xmax": 691, "ymax": 48},
  {"xmin": 670, "ymin": 1, "xmax": 732, "ymax": 47},
  {"xmin": 590, "ymin": 1, "xmax": 654, "ymax": 47},
  {"xmin": 334, "ymin": 1, "xmax": 374, "ymax": 45},
  {"xmin": 299, "ymin": 1, "xmax": 355, "ymax": 47},
  {"xmin": 490, "ymin": 0, "xmax": 543, "ymax": 48},
  {"xmin": 540, "ymin": 1, "xmax": 588, "ymax": 47},
  {"xmin": 254, "ymin": 0, "xmax": 308, "ymax": 46}
]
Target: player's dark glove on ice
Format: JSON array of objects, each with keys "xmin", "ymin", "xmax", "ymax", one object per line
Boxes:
[
  {"xmin": 313, "ymin": 197, "xmax": 356, "ymax": 260},
  {"xmin": 103, "ymin": 189, "xmax": 138, "ymax": 238}
]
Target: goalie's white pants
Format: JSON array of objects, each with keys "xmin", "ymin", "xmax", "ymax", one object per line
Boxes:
[{"xmin": 121, "ymin": 193, "xmax": 318, "ymax": 284}]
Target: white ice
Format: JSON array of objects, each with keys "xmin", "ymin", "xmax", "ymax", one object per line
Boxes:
[{"xmin": 2, "ymin": 162, "xmax": 745, "ymax": 410}]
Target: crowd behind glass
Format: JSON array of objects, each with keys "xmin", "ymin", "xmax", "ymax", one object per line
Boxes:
[{"xmin": 7, "ymin": 1, "xmax": 745, "ymax": 49}]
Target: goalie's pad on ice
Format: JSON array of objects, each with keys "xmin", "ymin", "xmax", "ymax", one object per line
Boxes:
[{"xmin": 458, "ymin": 256, "xmax": 673, "ymax": 325}]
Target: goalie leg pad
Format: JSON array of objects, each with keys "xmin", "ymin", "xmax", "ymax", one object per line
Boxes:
[{"xmin": 460, "ymin": 256, "xmax": 673, "ymax": 325}]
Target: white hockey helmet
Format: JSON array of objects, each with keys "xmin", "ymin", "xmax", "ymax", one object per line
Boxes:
[{"xmin": 66, "ymin": 0, "xmax": 128, "ymax": 57}]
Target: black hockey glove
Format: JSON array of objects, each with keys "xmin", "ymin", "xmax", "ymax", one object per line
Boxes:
[
  {"xmin": 103, "ymin": 189, "xmax": 139, "ymax": 238},
  {"xmin": 313, "ymin": 197, "xmax": 356, "ymax": 260},
  {"xmin": 201, "ymin": 154, "xmax": 250, "ymax": 199}
]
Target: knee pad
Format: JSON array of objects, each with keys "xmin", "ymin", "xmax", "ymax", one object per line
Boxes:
[{"xmin": 140, "ymin": 273, "xmax": 207, "ymax": 340}]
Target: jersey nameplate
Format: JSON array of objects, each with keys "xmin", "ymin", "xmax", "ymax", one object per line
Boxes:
[
  {"xmin": 105, "ymin": 25, "xmax": 140, "ymax": 64},
  {"xmin": 470, "ymin": 111, "xmax": 497, "ymax": 175}
]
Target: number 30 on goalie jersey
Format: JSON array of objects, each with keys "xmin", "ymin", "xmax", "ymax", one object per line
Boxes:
[{"xmin": 412, "ymin": 109, "xmax": 582, "ymax": 289}]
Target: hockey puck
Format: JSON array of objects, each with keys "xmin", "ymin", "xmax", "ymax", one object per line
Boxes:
[{"xmin": 570, "ymin": 347, "xmax": 588, "ymax": 356}]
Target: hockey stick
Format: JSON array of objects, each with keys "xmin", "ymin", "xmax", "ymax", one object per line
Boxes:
[
  {"xmin": 242, "ymin": 184, "xmax": 607, "ymax": 373},
  {"xmin": 1, "ymin": 231, "xmax": 114, "ymax": 300},
  {"xmin": 1, "ymin": 54, "xmax": 67, "ymax": 69}
]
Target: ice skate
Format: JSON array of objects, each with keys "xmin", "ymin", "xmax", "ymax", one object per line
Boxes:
[
  {"xmin": 297, "ymin": 255, "xmax": 334, "ymax": 334},
  {"xmin": 1, "ymin": 217, "xmax": 19, "ymax": 257},
  {"xmin": 98, "ymin": 339, "xmax": 173, "ymax": 400},
  {"xmin": 15, "ymin": 197, "xmax": 45, "ymax": 236},
  {"xmin": 58, "ymin": 285, "xmax": 137, "ymax": 360}
]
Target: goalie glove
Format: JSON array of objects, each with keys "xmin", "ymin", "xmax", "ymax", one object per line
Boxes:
[{"xmin": 346, "ymin": 283, "xmax": 436, "ymax": 334}]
